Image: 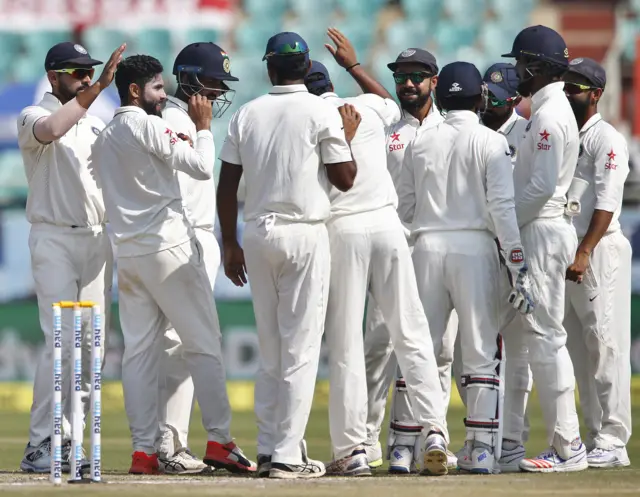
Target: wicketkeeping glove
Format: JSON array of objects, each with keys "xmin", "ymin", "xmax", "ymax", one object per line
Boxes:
[{"xmin": 501, "ymin": 245, "xmax": 535, "ymax": 315}]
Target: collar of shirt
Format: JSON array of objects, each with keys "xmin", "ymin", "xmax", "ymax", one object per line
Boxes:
[
  {"xmin": 443, "ymin": 109, "xmax": 479, "ymax": 126},
  {"xmin": 166, "ymin": 95, "xmax": 189, "ymax": 112},
  {"xmin": 579, "ymin": 112, "xmax": 602, "ymax": 135},
  {"xmin": 269, "ymin": 84, "xmax": 309, "ymax": 95},
  {"xmin": 399, "ymin": 98, "xmax": 439, "ymax": 128},
  {"xmin": 320, "ymin": 92, "xmax": 339, "ymax": 99},
  {"xmin": 531, "ymin": 81, "xmax": 565, "ymax": 114},
  {"xmin": 114, "ymin": 105, "xmax": 148, "ymax": 117},
  {"xmin": 498, "ymin": 110, "xmax": 519, "ymax": 136},
  {"xmin": 39, "ymin": 92, "xmax": 63, "ymax": 112}
]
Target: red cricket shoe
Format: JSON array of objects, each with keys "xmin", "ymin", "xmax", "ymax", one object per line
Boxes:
[
  {"xmin": 203, "ymin": 441, "xmax": 256, "ymax": 473},
  {"xmin": 129, "ymin": 451, "xmax": 160, "ymax": 475}
]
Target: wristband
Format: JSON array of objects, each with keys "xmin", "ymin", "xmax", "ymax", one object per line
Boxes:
[{"xmin": 346, "ymin": 62, "xmax": 361, "ymax": 72}]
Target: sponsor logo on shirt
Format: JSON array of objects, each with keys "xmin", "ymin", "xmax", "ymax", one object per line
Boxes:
[
  {"xmin": 165, "ymin": 127, "xmax": 178, "ymax": 145},
  {"xmin": 389, "ymin": 132, "xmax": 405, "ymax": 152},
  {"xmin": 605, "ymin": 149, "xmax": 617, "ymax": 170},
  {"xmin": 537, "ymin": 129, "xmax": 551, "ymax": 151}
]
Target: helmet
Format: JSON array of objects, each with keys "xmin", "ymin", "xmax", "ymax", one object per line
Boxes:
[{"xmin": 502, "ymin": 25, "xmax": 569, "ymax": 68}]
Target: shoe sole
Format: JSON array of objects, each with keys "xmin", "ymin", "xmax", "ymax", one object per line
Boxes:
[
  {"xmin": 128, "ymin": 470, "xmax": 161, "ymax": 475},
  {"xmin": 269, "ymin": 468, "xmax": 326, "ymax": 479},
  {"xmin": 389, "ymin": 465, "xmax": 411, "ymax": 474},
  {"xmin": 588, "ymin": 459, "xmax": 631, "ymax": 469},
  {"xmin": 20, "ymin": 463, "xmax": 49, "ymax": 474},
  {"xmin": 159, "ymin": 465, "xmax": 210, "ymax": 475},
  {"xmin": 520, "ymin": 460, "xmax": 589, "ymax": 473},
  {"xmin": 203, "ymin": 458, "xmax": 255, "ymax": 474},
  {"xmin": 422, "ymin": 448, "xmax": 448, "ymax": 476},
  {"xmin": 368, "ymin": 458, "xmax": 383, "ymax": 469}
]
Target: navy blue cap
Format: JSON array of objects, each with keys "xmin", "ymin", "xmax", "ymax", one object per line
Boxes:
[
  {"xmin": 387, "ymin": 48, "xmax": 438, "ymax": 74},
  {"xmin": 502, "ymin": 25, "xmax": 569, "ymax": 67},
  {"xmin": 305, "ymin": 60, "xmax": 332, "ymax": 90},
  {"xmin": 435, "ymin": 62, "xmax": 483, "ymax": 101},
  {"xmin": 263, "ymin": 32, "xmax": 310, "ymax": 61},
  {"xmin": 44, "ymin": 42, "xmax": 102, "ymax": 71},
  {"xmin": 567, "ymin": 57, "xmax": 606, "ymax": 89},
  {"xmin": 483, "ymin": 63, "xmax": 519, "ymax": 100},
  {"xmin": 173, "ymin": 42, "xmax": 238, "ymax": 82}
]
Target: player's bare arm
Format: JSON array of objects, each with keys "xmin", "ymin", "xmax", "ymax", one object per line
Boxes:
[
  {"xmin": 188, "ymin": 94, "xmax": 213, "ymax": 131},
  {"xmin": 566, "ymin": 210, "xmax": 612, "ymax": 283},
  {"xmin": 325, "ymin": 104, "xmax": 359, "ymax": 191},
  {"xmin": 217, "ymin": 161, "xmax": 247, "ymax": 287},
  {"xmin": 76, "ymin": 44, "xmax": 126, "ymax": 109},
  {"xmin": 325, "ymin": 28, "xmax": 393, "ymax": 100}
]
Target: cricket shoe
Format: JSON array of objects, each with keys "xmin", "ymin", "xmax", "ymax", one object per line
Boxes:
[
  {"xmin": 587, "ymin": 447, "xmax": 631, "ymax": 468},
  {"xmin": 326, "ymin": 447, "xmax": 371, "ymax": 476},
  {"xmin": 61, "ymin": 441, "xmax": 90, "ymax": 474},
  {"xmin": 269, "ymin": 440, "xmax": 325, "ymax": 479},
  {"xmin": 257, "ymin": 454, "xmax": 272, "ymax": 478},
  {"xmin": 129, "ymin": 451, "xmax": 160, "ymax": 474},
  {"xmin": 499, "ymin": 439, "xmax": 525, "ymax": 473},
  {"xmin": 203, "ymin": 441, "xmax": 256, "ymax": 473},
  {"xmin": 389, "ymin": 445, "xmax": 415, "ymax": 474},
  {"xmin": 446, "ymin": 449, "xmax": 458, "ymax": 470},
  {"xmin": 20, "ymin": 437, "xmax": 52, "ymax": 473},
  {"xmin": 458, "ymin": 442, "xmax": 499, "ymax": 474},
  {"xmin": 364, "ymin": 441, "xmax": 383, "ymax": 469},
  {"xmin": 520, "ymin": 439, "xmax": 588, "ymax": 473},
  {"xmin": 159, "ymin": 448, "xmax": 210, "ymax": 474},
  {"xmin": 421, "ymin": 432, "xmax": 448, "ymax": 476}
]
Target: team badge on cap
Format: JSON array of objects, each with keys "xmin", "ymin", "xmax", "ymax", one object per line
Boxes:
[
  {"xmin": 490, "ymin": 71, "xmax": 503, "ymax": 83},
  {"xmin": 564, "ymin": 48, "xmax": 569, "ymax": 58},
  {"xmin": 74, "ymin": 44, "xmax": 88, "ymax": 54},
  {"xmin": 400, "ymin": 49, "xmax": 416, "ymax": 58},
  {"xmin": 449, "ymin": 82, "xmax": 462, "ymax": 92}
]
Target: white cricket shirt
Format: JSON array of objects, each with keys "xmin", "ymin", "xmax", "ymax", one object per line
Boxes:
[
  {"xmin": 17, "ymin": 92, "xmax": 106, "ymax": 227},
  {"xmin": 498, "ymin": 110, "xmax": 529, "ymax": 169},
  {"xmin": 163, "ymin": 96, "xmax": 216, "ymax": 231},
  {"xmin": 219, "ymin": 85, "xmax": 353, "ymax": 223},
  {"xmin": 398, "ymin": 110, "xmax": 521, "ymax": 250},
  {"xmin": 385, "ymin": 102, "xmax": 444, "ymax": 189},
  {"xmin": 321, "ymin": 92, "xmax": 400, "ymax": 216},
  {"xmin": 92, "ymin": 106, "xmax": 214, "ymax": 257},
  {"xmin": 512, "ymin": 82, "xmax": 580, "ymax": 228},
  {"xmin": 573, "ymin": 113, "xmax": 629, "ymax": 238}
]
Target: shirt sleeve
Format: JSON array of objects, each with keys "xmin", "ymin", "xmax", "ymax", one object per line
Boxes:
[
  {"xmin": 318, "ymin": 106, "xmax": 353, "ymax": 165},
  {"xmin": 486, "ymin": 134, "xmax": 522, "ymax": 249},
  {"xmin": 17, "ymin": 106, "xmax": 50, "ymax": 149},
  {"xmin": 592, "ymin": 126, "xmax": 629, "ymax": 212},
  {"xmin": 397, "ymin": 139, "xmax": 416, "ymax": 225},
  {"xmin": 515, "ymin": 117, "xmax": 564, "ymax": 227},
  {"xmin": 355, "ymin": 94, "xmax": 401, "ymax": 128},
  {"xmin": 138, "ymin": 115, "xmax": 214, "ymax": 180},
  {"xmin": 219, "ymin": 110, "xmax": 242, "ymax": 165}
]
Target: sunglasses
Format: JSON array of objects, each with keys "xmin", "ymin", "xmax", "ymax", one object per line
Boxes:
[
  {"xmin": 564, "ymin": 82, "xmax": 600, "ymax": 95},
  {"xmin": 489, "ymin": 97, "xmax": 516, "ymax": 107},
  {"xmin": 53, "ymin": 68, "xmax": 95, "ymax": 80},
  {"xmin": 393, "ymin": 72, "xmax": 433, "ymax": 85}
]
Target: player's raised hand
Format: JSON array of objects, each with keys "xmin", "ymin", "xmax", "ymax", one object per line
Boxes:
[
  {"xmin": 325, "ymin": 28, "xmax": 358, "ymax": 69},
  {"xmin": 188, "ymin": 94, "xmax": 213, "ymax": 132},
  {"xmin": 96, "ymin": 43, "xmax": 126, "ymax": 89},
  {"xmin": 223, "ymin": 242, "xmax": 248, "ymax": 287},
  {"xmin": 338, "ymin": 104, "xmax": 361, "ymax": 143}
]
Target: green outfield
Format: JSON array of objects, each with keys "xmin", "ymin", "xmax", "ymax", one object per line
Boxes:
[{"xmin": 0, "ymin": 383, "xmax": 638, "ymax": 496}]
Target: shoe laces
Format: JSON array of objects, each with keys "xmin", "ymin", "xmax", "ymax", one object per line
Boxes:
[
  {"xmin": 589, "ymin": 448, "xmax": 606, "ymax": 457},
  {"xmin": 537, "ymin": 447, "xmax": 558, "ymax": 460},
  {"xmin": 178, "ymin": 448, "xmax": 200, "ymax": 461}
]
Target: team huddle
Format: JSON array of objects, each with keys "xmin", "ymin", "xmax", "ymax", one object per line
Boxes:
[{"xmin": 16, "ymin": 22, "xmax": 631, "ymax": 480}]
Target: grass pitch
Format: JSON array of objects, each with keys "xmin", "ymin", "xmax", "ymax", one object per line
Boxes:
[{"xmin": 0, "ymin": 386, "xmax": 637, "ymax": 496}]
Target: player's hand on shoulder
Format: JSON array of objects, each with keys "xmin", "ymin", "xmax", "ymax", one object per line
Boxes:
[
  {"xmin": 188, "ymin": 95, "xmax": 213, "ymax": 132},
  {"xmin": 338, "ymin": 103, "xmax": 361, "ymax": 143},
  {"xmin": 176, "ymin": 133, "xmax": 193, "ymax": 148},
  {"xmin": 223, "ymin": 241, "xmax": 248, "ymax": 287},
  {"xmin": 501, "ymin": 245, "xmax": 535, "ymax": 315},
  {"xmin": 325, "ymin": 27, "xmax": 358, "ymax": 69}
]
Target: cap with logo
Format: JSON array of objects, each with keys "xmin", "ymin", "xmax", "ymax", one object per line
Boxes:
[
  {"xmin": 387, "ymin": 48, "xmax": 438, "ymax": 75},
  {"xmin": 502, "ymin": 25, "xmax": 569, "ymax": 67},
  {"xmin": 305, "ymin": 60, "xmax": 332, "ymax": 93},
  {"xmin": 435, "ymin": 61, "xmax": 483, "ymax": 102},
  {"xmin": 44, "ymin": 42, "xmax": 103, "ymax": 71},
  {"xmin": 173, "ymin": 42, "xmax": 239, "ymax": 82},
  {"xmin": 263, "ymin": 32, "xmax": 310, "ymax": 62},
  {"xmin": 483, "ymin": 62, "xmax": 519, "ymax": 100},
  {"xmin": 567, "ymin": 57, "xmax": 606, "ymax": 89}
]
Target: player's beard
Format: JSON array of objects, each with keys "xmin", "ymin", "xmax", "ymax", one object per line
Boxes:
[
  {"xmin": 481, "ymin": 108, "xmax": 510, "ymax": 131},
  {"xmin": 399, "ymin": 84, "xmax": 431, "ymax": 112},
  {"xmin": 57, "ymin": 82, "xmax": 89, "ymax": 104},
  {"xmin": 568, "ymin": 97, "xmax": 590, "ymax": 123},
  {"xmin": 517, "ymin": 79, "xmax": 534, "ymax": 98},
  {"xmin": 141, "ymin": 96, "xmax": 165, "ymax": 117}
]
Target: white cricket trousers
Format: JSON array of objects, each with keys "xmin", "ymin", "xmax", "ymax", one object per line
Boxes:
[
  {"xmin": 565, "ymin": 230, "xmax": 632, "ymax": 450},
  {"xmin": 506, "ymin": 217, "xmax": 581, "ymax": 456},
  {"xmin": 157, "ymin": 228, "xmax": 221, "ymax": 455},
  {"xmin": 243, "ymin": 217, "xmax": 330, "ymax": 465},
  {"xmin": 28, "ymin": 223, "xmax": 113, "ymax": 446},
  {"xmin": 326, "ymin": 207, "xmax": 446, "ymax": 459},
  {"xmin": 118, "ymin": 237, "xmax": 231, "ymax": 454}
]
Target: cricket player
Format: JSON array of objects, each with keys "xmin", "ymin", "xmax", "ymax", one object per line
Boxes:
[
  {"xmin": 398, "ymin": 61, "xmax": 534, "ymax": 474},
  {"xmin": 92, "ymin": 55, "xmax": 254, "ymax": 475},
  {"xmin": 17, "ymin": 41, "xmax": 124, "ymax": 474},
  {"xmin": 501, "ymin": 25, "xmax": 588, "ymax": 472},
  {"xmin": 451, "ymin": 62, "xmax": 534, "ymax": 466},
  {"xmin": 563, "ymin": 58, "xmax": 631, "ymax": 468},
  {"xmin": 305, "ymin": 60, "xmax": 450, "ymax": 477},
  {"xmin": 217, "ymin": 32, "xmax": 358, "ymax": 479},
  {"xmin": 157, "ymin": 41, "xmax": 238, "ymax": 475}
]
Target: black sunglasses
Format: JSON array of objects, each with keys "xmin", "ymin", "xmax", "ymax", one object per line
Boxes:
[{"xmin": 393, "ymin": 72, "xmax": 433, "ymax": 85}]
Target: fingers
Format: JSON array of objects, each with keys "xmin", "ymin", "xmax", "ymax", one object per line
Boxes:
[
  {"xmin": 224, "ymin": 265, "xmax": 246, "ymax": 287},
  {"xmin": 327, "ymin": 28, "xmax": 341, "ymax": 46},
  {"xmin": 324, "ymin": 43, "xmax": 337, "ymax": 56},
  {"xmin": 109, "ymin": 43, "xmax": 127, "ymax": 66}
]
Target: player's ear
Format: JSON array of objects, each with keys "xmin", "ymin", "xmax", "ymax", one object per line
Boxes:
[
  {"xmin": 129, "ymin": 82, "xmax": 140, "ymax": 101},
  {"xmin": 592, "ymin": 88, "xmax": 603, "ymax": 104},
  {"xmin": 46, "ymin": 70, "xmax": 58, "ymax": 89},
  {"xmin": 430, "ymin": 75, "xmax": 438, "ymax": 89}
]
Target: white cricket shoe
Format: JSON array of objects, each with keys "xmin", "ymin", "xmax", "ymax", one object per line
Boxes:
[
  {"xmin": 326, "ymin": 447, "xmax": 371, "ymax": 476},
  {"xmin": 20, "ymin": 437, "xmax": 52, "ymax": 473},
  {"xmin": 421, "ymin": 432, "xmax": 448, "ymax": 476},
  {"xmin": 520, "ymin": 439, "xmax": 588, "ymax": 473},
  {"xmin": 364, "ymin": 441, "xmax": 383, "ymax": 469},
  {"xmin": 458, "ymin": 442, "xmax": 499, "ymax": 474},
  {"xmin": 269, "ymin": 440, "xmax": 326, "ymax": 479},
  {"xmin": 257, "ymin": 454, "xmax": 272, "ymax": 478},
  {"xmin": 389, "ymin": 445, "xmax": 414, "ymax": 474},
  {"xmin": 446, "ymin": 449, "xmax": 458, "ymax": 470},
  {"xmin": 159, "ymin": 448, "xmax": 210, "ymax": 474},
  {"xmin": 587, "ymin": 447, "xmax": 631, "ymax": 468},
  {"xmin": 499, "ymin": 439, "xmax": 525, "ymax": 473}
]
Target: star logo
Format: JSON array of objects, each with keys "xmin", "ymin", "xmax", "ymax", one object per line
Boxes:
[
  {"xmin": 539, "ymin": 129, "xmax": 550, "ymax": 141},
  {"xmin": 391, "ymin": 132, "xmax": 400, "ymax": 142},
  {"xmin": 607, "ymin": 149, "xmax": 616, "ymax": 162}
]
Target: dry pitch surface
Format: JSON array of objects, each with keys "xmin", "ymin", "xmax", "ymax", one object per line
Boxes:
[{"xmin": 0, "ymin": 390, "xmax": 637, "ymax": 496}]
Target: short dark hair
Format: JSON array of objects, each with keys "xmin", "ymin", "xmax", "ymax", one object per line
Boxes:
[
  {"xmin": 115, "ymin": 55, "xmax": 164, "ymax": 104},
  {"xmin": 438, "ymin": 95, "xmax": 481, "ymax": 112},
  {"xmin": 267, "ymin": 54, "xmax": 309, "ymax": 83}
]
